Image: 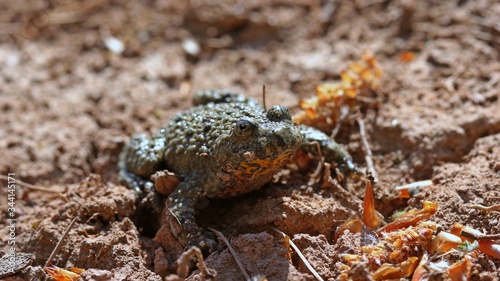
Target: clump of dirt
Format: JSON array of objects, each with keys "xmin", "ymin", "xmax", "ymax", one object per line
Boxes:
[
  {"xmin": 0, "ymin": 0, "xmax": 499, "ymax": 280},
  {"xmin": 5, "ymin": 175, "xmax": 161, "ymax": 280},
  {"xmin": 190, "ymin": 232, "xmax": 310, "ymax": 280}
]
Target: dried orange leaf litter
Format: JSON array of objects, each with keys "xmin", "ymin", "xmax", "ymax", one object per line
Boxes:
[
  {"xmin": 45, "ymin": 265, "xmax": 84, "ymax": 281},
  {"xmin": 363, "ymin": 181, "xmax": 382, "ymax": 229},
  {"xmin": 336, "ymin": 181, "xmax": 500, "ymax": 280},
  {"xmin": 293, "ymin": 51, "xmax": 382, "ymax": 131}
]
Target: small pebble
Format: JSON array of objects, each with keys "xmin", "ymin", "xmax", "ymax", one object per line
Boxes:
[
  {"xmin": 182, "ymin": 38, "xmax": 201, "ymax": 56},
  {"xmin": 103, "ymin": 36, "xmax": 125, "ymax": 54}
]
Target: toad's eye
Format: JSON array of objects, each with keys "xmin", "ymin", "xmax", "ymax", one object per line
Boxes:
[{"xmin": 234, "ymin": 119, "xmax": 254, "ymax": 137}]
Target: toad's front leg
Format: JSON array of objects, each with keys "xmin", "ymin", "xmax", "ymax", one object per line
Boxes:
[
  {"xmin": 299, "ymin": 125, "xmax": 364, "ymax": 177},
  {"xmin": 166, "ymin": 180, "xmax": 218, "ymax": 252}
]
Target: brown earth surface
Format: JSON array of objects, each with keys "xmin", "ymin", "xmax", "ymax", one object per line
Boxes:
[{"xmin": 0, "ymin": 0, "xmax": 499, "ymax": 280}]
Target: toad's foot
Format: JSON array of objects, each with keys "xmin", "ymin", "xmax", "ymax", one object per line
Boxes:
[
  {"xmin": 166, "ymin": 182, "xmax": 219, "ymax": 252},
  {"xmin": 299, "ymin": 125, "xmax": 364, "ymax": 178}
]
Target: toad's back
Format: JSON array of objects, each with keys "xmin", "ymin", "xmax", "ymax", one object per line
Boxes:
[{"xmin": 161, "ymin": 101, "xmax": 267, "ymax": 175}]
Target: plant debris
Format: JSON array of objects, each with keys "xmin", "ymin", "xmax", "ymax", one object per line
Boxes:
[
  {"xmin": 293, "ymin": 52, "xmax": 382, "ymax": 132},
  {"xmin": 45, "ymin": 265, "xmax": 85, "ymax": 281},
  {"xmin": 362, "ymin": 181, "xmax": 383, "ymax": 229},
  {"xmin": 394, "ymin": 180, "xmax": 433, "ymax": 199},
  {"xmin": 465, "ymin": 204, "xmax": 500, "ymax": 213},
  {"xmin": 209, "ymin": 227, "xmax": 252, "ymax": 281},
  {"xmin": 274, "ymin": 228, "xmax": 324, "ymax": 281},
  {"xmin": 44, "ymin": 217, "xmax": 79, "ymax": 268},
  {"xmin": 334, "ymin": 180, "xmax": 500, "ymax": 280}
]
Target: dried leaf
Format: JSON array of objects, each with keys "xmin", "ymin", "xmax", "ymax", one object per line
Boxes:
[
  {"xmin": 69, "ymin": 266, "xmax": 85, "ymax": 274},
  {"xmin": 377, "ymin": 201, "xmax": 438, "ymax": 234},
  {"xmin": 371, "ymin": 257, "xmax": 419, "ymax": 280},
  {"xmin": 363, "ymin": 181, "xmax": 382, "ymax": 229},
  {"xmin": 334, "ymin": 218, "xmax": 364, "ymax": 241},
  {"xmin": 430, "ymin": 231, "xmax": 462, "ymax": 253},
  {"xmin": 293, "ymin": 52, "xmax": 382, "ymax": 131},
  {"xmin": 446, "ymin": 253, "xmax": 474, "ymax": 281},
  {"xmin": 45, "ymin": 266, "xmax": 82, "ymax": 281},
  {"xmin": 411, "ymin": 252, "xmax": 429, "ymax": 281},
  {"xmin": 399, "ymin": 51, "xmax": 416, "ymax": 63}
]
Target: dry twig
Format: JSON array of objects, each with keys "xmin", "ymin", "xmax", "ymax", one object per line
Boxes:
[
  {"xmin": 273, "ymin": 228, "xmax": 324, "ymax": 281},
  {"xmin": 356, "ymin": 117, "xmax": 378, "ymax": 183},
  {"xmin": 460, "ymin": 229, "xmax": 500, "ymax": 241},
  {"xmin": 44, "ymin": 216, "xmax": 79, "ymax": 268},
  {"xmin": 209, "ymin": 227, "xmax": 251, "ymax": 281},
  {"xmin": 0, "ymin": 175, "xmax": 65, "ymax": 193},
  {"xmin": 330, "ymin": 106, "xmax": 349, "ymax": 138},
  {"xmin": 466, "ymin": 204, "xmax": 500, "ymax": 213}
]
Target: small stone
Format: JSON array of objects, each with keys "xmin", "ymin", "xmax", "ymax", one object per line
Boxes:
[
  {"xmin": 182, "ymin": 38, "xmax": 200, "ymax": 56},
  {"xmin": 103, "ymin": 36, "xmax": 125, "ymax": 54},
  {"xmin": 151, "ymin": 170, "xmax": 182, "ymax": 196}
]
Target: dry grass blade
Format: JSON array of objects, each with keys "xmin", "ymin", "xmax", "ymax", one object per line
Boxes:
[
  {"xmin": 273, "ymin": 228, "xmax": 324, "ymax": 281},
  {"xmin": 395, "ymin": 180, "xmax": 433, "ymax": 198},
  {"xmin": 356, "ymin": 117, "xmax": 377, "ymax": 183},
  {"xmin": 466, "ymin": 204, "xmax": 500, "ymax": 212},
  {"xmin": 330, "ymin": 106, "xmax": 348, "ymax": 138},
  {"xmin": 460, "ymin": 228, "xmax": 500, "ymax": 241},
  {"xmin": 209, "ymin": 227, "xmax": 251, "ymax": 281},
  {"xmin": 44, "ymin": 216, "xmax": 79, "ymax": 268},
  {"xmin": 0, "ymin": 175, "xmax": 65, "ymax": 193},
  {"xmin": 394, "ymin": 180, "xmax": 433, "ymax": 190}
]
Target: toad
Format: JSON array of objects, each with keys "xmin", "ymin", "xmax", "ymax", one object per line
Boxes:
[{"xmin": 119, "ymin": 89, "xmax": 362, "ymax": 250}]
